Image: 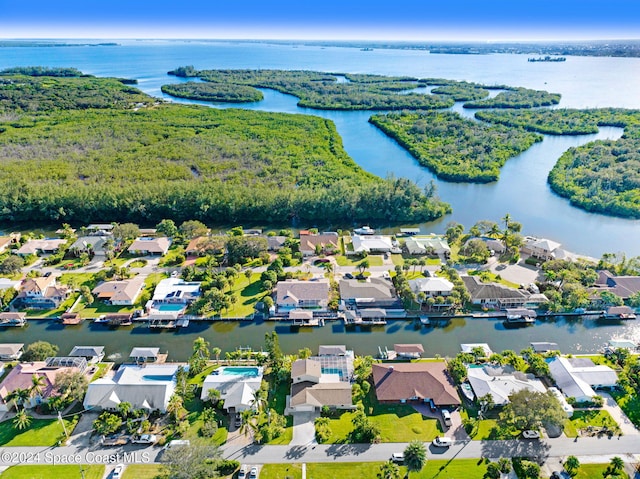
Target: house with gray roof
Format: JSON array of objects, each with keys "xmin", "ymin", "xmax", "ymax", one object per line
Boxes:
[
  {"xmin": 404, "ymin": 235, "xmax": 451, "ymax": 257},
  {"xmin": 83, "ymin": 363, "xmax": 179, "ymax": 413},
  {"xmin": 288, "ymin": 358, "xmax": 354, "ymax": 413},
  {"xmin": 591, "ymin": 270, "xmax": 640, "ymax": 301},
  {"xmin": 548, "ymin": 356, "xmax": 618, "ymax": 402},
  {"xmin": 200, "ymin": 366, "xmax": 264, "ymax": 413},
  {"xmin": 461, "ymin": 275, "xmax": 531, "ymax": 309},
  {"xmin": 467, "ymin": 364, "xmax": 547, "ymax": 406},
  {"xmin": 129, "ymin": 347, "xmax": 160, "ymax": 363},
  {"xmin": 339, "ymin": 277, "xmax": 402, "ymax": 310},
  {"xmin": 69, "ymin": 346, "xmax": 105, "ymax": 364},
  {"xmin": 69, "ymin": 236, "xmax": 107, "ymax": 256},
  {"xmin": 0, "ymin": 343, "xmax": 24, "ymax": 360},
  {"xmin": 522, "ymin": 236, "xmax": 561, "ymax": 262},
  {"xmin": 275, "ymin": 279, "xmax": 330, "ymax": 314},
  {"xmin": 409, "ymin": 276, "xmax": 454, "ymax": 299}
]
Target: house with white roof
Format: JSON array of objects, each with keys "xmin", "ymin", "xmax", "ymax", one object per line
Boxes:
[
  {"xmin": 150, "ymin": 278, "xmax": 201, "ymax": 305},
  {"xmin": 0, "ymin": 278, "xmax": 21, "ymax": 291},
  {"xmin": 201, "ymin": 366, "xmax": 264, "ymax": 412},
  {"xmin": 522, "ymin": 237, "xmax": 562, "ymax": 262},
  {"xmin": 84, "ymin": 363, "xmax": 179, "ymax": 413},
  {"xmin": 409, "ymin": 276, "xmax": 454, "ymax": 299},
  {"xmin": 404, "ymin": 235, "xmax": 451, "ymax": 257},
  {"xmin": 350, "ymin": 235, "xmax": 393, "ymax": 254},
  {"xmin": 547, "ymin": 356, "xmax": 618, "ymax": 402},
  {"xmin": 467, "ymin": 364, "xmax": 547, "ymax": 406}
]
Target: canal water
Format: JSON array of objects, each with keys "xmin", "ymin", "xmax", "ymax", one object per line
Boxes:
[{"xmin": 2, "ymin": 316, "xmax": 638, "ymax": 362}]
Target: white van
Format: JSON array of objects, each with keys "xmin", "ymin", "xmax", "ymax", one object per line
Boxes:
[
  {"xmin": 441, "ymin": 409, "xmax": 452, "ymax": 427},
  {"xmin": 164, "ymin": 439, "xmax": 190, "ymax": 450}
]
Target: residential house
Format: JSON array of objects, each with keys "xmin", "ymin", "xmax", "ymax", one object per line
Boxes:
[
  {"xmin": 288, "ymin": 359, "xmax": 354, "ymax": 413},
  {"xmin": 15, "ymin": 238, "xmax": 66, "ymax": 257},
  {"xmin": 86, "ymin": 224, "xmax": 114, "ymax": 236},
  {"xmin": 275, "ymin": 279, "xmax": 330, "ymax": 314},
  {"xmin": 372, "ymin": 362, "xmax": 461, "ymax": 407},
  {"xmin": 461, "ymin": 275, "xmax": 530, "ymax": 309},
  {"xmin": 83, "ymin": 363, "xmax": 179, "ymax": 413},
  {"xmin": 92, "ymin": 277, "xmax": 145, "ymax": 306},
  {"xmin": 68, "ymin": 346, "xmax": 105, "ymax": 364},
  {"xmin": 547, "ymin": 356, "xmax": 619, "ymax": 402},
  {"xmin": 150, "ymin": 278, "xmax": 201, "ymax": 305},
  {"xmin": 0, "ymin": 236, "xmax": 17, "ymax": 254},
  {"xmin": 267, "ymin": 235, "xmax": 287, "ymax": 252},
  {"xmin": 339, "ymin": 277, "xmax": 403, "ymax": 311},
  {"xmin": 0, "ymin": 343, "xmax": 24, "ymax": 360},
  {"xmin": 466, "ymin": 364, "xmax": 547, "ymax": 406},
  {"xmin": 200, "ymin": 366, "xmax": 264, "ymax": 412},
  {"xmin": 522, "ymin": 237, "xmax": 562, "ymax": 262},
  {"xmin": 69, "ymin": 236, "xmax": 108, "ymax": 257},
  {"xmin": 404, "ymin": 235, "xmax": 451, "ymax": 257},
  {"xmin": 590, "ymin": 270, "xmax": 640, "ymax": 301},
  {"xmin": 409, "ymin": 276, "xmax": 454, "ymax": 299},
  {"xmin": 461, "ymin": 343, "xmax": 493, "ymax": 356},
  {"xmin": 128, "ymin": 347, "xmax": 160, "ymax": 363},
  {"xmin": 185, "ymin": 236, "xmax": 225, "ymax": 257},
  {"xmin": 298, "ymin": 231, "xmax": 339, "ymax": 257},
  {"xmin": 0, "ymin": 278, "xmax": 21, "ymax": 291},
  {"xmin": 15, "ymin": 276, "xmax": 69, "ymax": 309},
  {"xmin": 127, "ymin": 237, "xmax": 171, "ymax": 256},
  {"xmin": 350, "ymin": 235, "xmax": 393, "ymax": 254},
  {"xmin": 0, "ymin": 357, "xmax": 88, "ymax": 411}
]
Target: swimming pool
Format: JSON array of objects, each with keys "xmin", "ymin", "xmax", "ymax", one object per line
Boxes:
[
  {"xmin": 153, "ymin": 303, "xmax": 186, "ymax": 312},
  {"xmin": 217, "ymin": 366, "xmax": 262, "ymax": 377}
]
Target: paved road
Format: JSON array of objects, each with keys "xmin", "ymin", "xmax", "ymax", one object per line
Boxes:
[{"xmin": 0, "ymin": 436, "xmax": 638, "ymax": 468}]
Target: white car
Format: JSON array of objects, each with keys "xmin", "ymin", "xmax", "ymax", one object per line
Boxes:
[
  {"xmin": 249, "ymin": 466, "xmax": 259, "ymax": 479},
  {"xmin": 111, "ymin": 464, "xmax": 124, "ymax": 479},
  {"xmin": 391, "ymin": 452, "xmax": 404, "ymax": 463},
  {"xmin": 522, "ymin": 430, "xmax": 541, "ymax": 439},
  {"xmin": 132, "ymin": 434, "xmax": 157, "ymax": 444},
  {"xmin": 432, "ymin": 436, "xmax": 453, "ymax": 447},
  {"xmin": 237, "ymin": 465, "xmax": 247, "ymax": 479}
]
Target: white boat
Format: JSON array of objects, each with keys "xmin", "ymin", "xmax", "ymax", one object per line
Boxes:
[
  {"xmin": 461, "ymin": 382, "xmax": 475, "ymax": 401},
  {"xmin": 354, "ymin": 226, "xmax": 375, "ymax": 235}
]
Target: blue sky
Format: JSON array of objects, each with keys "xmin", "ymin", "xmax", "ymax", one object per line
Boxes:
[{"xmin": 2, "ymin": 0, "xmax": 639, "ymax": 41}]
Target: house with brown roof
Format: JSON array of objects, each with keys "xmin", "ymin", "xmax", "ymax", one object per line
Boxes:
[
  {"xmin": 15, "ymin": 276, "xmax": 69, "ymax": 309},
  {"xmin": 372, "ymin": 362, "xmax": 461, "ymax": 407},
  {"xmin": 275, "ymin": 279, "xmax": 330, "ymax": 314},
  {"xmin": 128, "ymin": 237, "xmax": 171, "ymax": 256},
  {"xmin": 92, "ymin": 277, "xmax": 145, "ymax": 306},
  {"xmin": 339, "ymin": 277, "xmax": 403, "ymax": 311},
  {"xmin": 15, "ymin": 238, "xmax": 66, "ymax": 257},
  {"xmin": 288, "ymin": 358, "xmax": 354, "ymax": 413},
  {"xmin": 590, "ymin": 270, "xmax": 640, "ymax": 301},
  {"xmin": 461, "ymin": 275, "xmax": 531, "ymax": 309},
  {"xmin": 185, "ymin": 236, "xmax": 226, "ymax": 257},
  {"xmin": 298, "ymin": 232, "xmax": 339, "ymax": 257}
]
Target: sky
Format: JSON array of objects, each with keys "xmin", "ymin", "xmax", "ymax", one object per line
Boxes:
[{"xmin": 1, "ymin": 0, "xmax": 639, "ymax": 41}]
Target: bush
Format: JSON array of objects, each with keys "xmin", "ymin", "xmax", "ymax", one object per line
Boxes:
[{"xmin": 216, "ymin": 459, "xmax": 240, "ymax": 476}]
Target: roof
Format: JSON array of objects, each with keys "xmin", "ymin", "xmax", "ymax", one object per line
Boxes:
[
  {"xmin": 152, "ymin": 278, "xmax": 201, "ymax": 302},
  {"xmin": 128, "ymin": 237, "xmax": 171, "ymax": 255},
  {"xmin": 0, "ymin": 312, "xmax": 26, "ymax": 321},
  {"xmin": 92, "ymin": 277, "xmax": 145, "ymax": 303},
  {"xmin": 405, "ymin": 236, "xmax": 451, "ymax": 254},
  {"xmin": 84, "ymin": 364, "xmax": 178, "ymax": 412},
  {"xmin": 201, "ymin": 367, "xmax": 264, "ymax": 408},
  {"xmin": 0, "ymin": 361, "xmax": 83, "ymax": 403},
  {"xmin": 70, "ymin": 236, "xmax": 106, "ymax": 250},
  {"xmin": 530, "ymin": 342, "xmax": 559, "ymax": 353},
  {"xmin": 339, "ymin": 278, "xmax": 395, "ymax": 301},
  {"xmin": 372, "ymin": 362, "xmax": 461, "ymax": 406},
  {"xmin": 129, "ymin": 347, "xmax": 160, "ymax": 359},
  {"xmin": 548, "ymin": 356, "xmax": 618, "ymax": 400},
  {"xmin": 409, "ymin": 277, "xmax": 454, "ymax": 294},
  {"xmin": 291, "ymin": 359, "xmax": 322, "ymax": 380},
  {"xmin": 0, "ymin": 278, "xmax": 21, "ymax": 290},
  {"xmin": 461, "ymin": 275, "xmax": 528, "ymax": 301},
  {"xmin": 20, "ymin": 276, "xmax": 57, "ymax": 295},
  {"xmin": 393, "ymin": 344, "xmax": 424, "ymax": 354},
  {"xmin": 16, "ymin": 238, "xmax": 66, "ymax": 255},
  {"xmin": 467, "ymin": 365, "xmax": 547, "ymax": 406},
  {"xmin": 592, "ymin": 270, "xmax": 640, "ymax": 299},
  {"xmin": 298, "ymin": 232, "xmax": 339, "ymax": 253},
  {"xmin": 0, "ymin": 343, "xmax": 24, "ymax": 356},
  {"xmin": 351, "ymin": 235, "xmax": 393, "ymax": 252},
  {"xmin": 276, "ymin": 279, "xmax": 329, "ymax": 305},
  {"xmin": 318, "ymin": 345, "xmax": 347, "ymax": 356},
  {"xmin": 526, "ymin": 237, "xmax": 561, "ymax": 252},
  {"xmin": 290, "ymin": 381, "xmax": 353, "ymax": 408},
  {"xmin": 460, "ymin": 343, "xmax": 493, "ymax": 356},
  {"xmin": 267, "ymin": 236, "xmax": 287, "ymax": 250},
  {"xmin": 69, "ymin": 346, "xmax": 105, "ymax": 358}
]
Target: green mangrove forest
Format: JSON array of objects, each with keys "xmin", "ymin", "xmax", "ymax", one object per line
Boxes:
[
  {"xmin": 161, "ymin": 82, "xmax": 264, "ymax": 103},
  {"xmin": 0, "ymin": 72, "xmax": 450, "ymax": 225},
  {"xmin": 369, "ymin": 111, "xmax": 542, "ymax": 182}
]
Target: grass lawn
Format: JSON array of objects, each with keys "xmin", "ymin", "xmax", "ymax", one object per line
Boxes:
[
  {"xmin": 159, "ymin": 246, "xmax": 185, "ymax": 267},
  {"xmin": 573, "ymin": 463, "xmax": 629, "ymax": 479},
  {"xmin": 305, "ymin": 460, "xmax": 490, "ymax": 479},
  {"xmin": 306, "ymin": 462, "xmax": 383, "ymax": 479},
  {"xmin": 260, "ymin": 464, "xmax": 303, "ymax": 479},
  {"xmin": 0, "ymin": 416, "xmax": 79, "ymax": 446},
  {"xmin": 265, "ymin": 375, "xmax": 293, "ymax": 445},
  {"xmin": 90, "ymin": 362, "xmax": 112, "ymax": 381},
  {"xmin": 0, "ymin": 465, "xmax": 104, "ymax": 479},
  {"xmin": 76, "ymin": 301, "xmax": 135, "ymax": 319},
  {"xmin": 468, "ymin": 269, "xmax": 520, "ymax": 289},
  {"xmin": 564, "ymin": 410, "xmax": 621, "ymax": 437},
  {"xmin": 122, "ymin": 464, "xmax": 166, "ymax": 479},
  {"xmin": 59, "ymin": 272, "xmax": 98, "ymax": 289},
  {"xmin": 391, "ymin": 254, "xmax": 404, "ymax": 266},
  {"xmin": 611, "ymin": 391, "xmax": 640, "ymax": 428},
  {"xmin": 334, "ymin": 255, "xmax": 384, "ymax": 267},
  {"xmin": 24, "ymin": 293, "xmax": 79, "ymax": 318},
  {"xmin": 221, "ymin": 273, "xmax": 267, "ymax": 318},
  {"xmin": 183, "ymin": 396, "xmax": 228, "ymax": 445}
]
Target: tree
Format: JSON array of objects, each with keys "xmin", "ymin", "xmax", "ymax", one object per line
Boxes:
[
  {"xmin": 93, "ymin": 411, "xmax": 122, "ymax": 435},
  {"xmin": 189, "ymin": 337, "xmax": 211, "ymax": 376},
  {"xmin": 350, "ymin": 408, "xmax": 380, "ymax": 443},
  {"xmin": 609, "ymin": 457, "xmax": 624, "ymax": 474},
  {"xmin": 0, "ymin": 255, "xmax": 24, "ymax": 275},
  {"xmin": 112, "ymin": 222, "xmax": 140, "ymax": 242},
  {"xmin": 22, "ymin": 341, "xmax": 59, "ymax": 362},
  {"xmin": 117, "ymin": 401, "xmax": 133, "ymax": 419},
  {"xmin": 179, "ymin": 220, "xmax": 209, "ymax": 239},
  {"xmin": 55, "ymin": 370, "xmax": 89, "ymax": 404},
  {"xmin": 161, "ymin": 438, "xmax": 221, "ymax": 479},
  {"xmin": 167, "ymin": 394, "xmax": 185, "ymax": 423},
  {"xmin": 211, "ymin": 347, "xmax": 221, "ymax": 362},
  {"xmin": 30, "ymin": 374, "xmax": 46, "ymax": 398},
  {"xmin": 156, "ymin": 219, "xmax": 178, "ymax": 238},
  {"xmin": 314, "ymin": 416, "xmax": 332, "ymax": 443},
  {"xmin": 357, "ymin": 259, "xmax": 370, "ymax": 275},
  {"xmin": 500, "ymin": 389, "xmax": 566, "ymax": 431},
  {"xmin": 404, "ymin": 440, "xmax": 427, "ymax": 474},
  {"xmin": 564, "ymin": 455, "xmax": 580, "ymax": 477},
  {"xmin": 7, "ymin": 388, "xmax": 31, "ymax": 410},
  {"xmin": 13, "ymin": 409, "xmax": 32, "ymax": 430},
  {"xmin": 206, "ymin": 388, "xmax": 221, "ymax": 405},
  {"xmin": 378, "ymin": 461, "xmax": 402, "ymax": 479},
  {"xmin": 80, "ymin": 285, "xmax": 94, "ymax": 305}
]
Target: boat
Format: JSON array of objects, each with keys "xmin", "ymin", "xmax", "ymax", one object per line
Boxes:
[
  {"xmin": 419, "ymin": 316, "xmax": 431, "ymax": 326},
  {"xmin": 600, "ymin": 306, "xmax": 637, "ymax": 320},
  {"xmin": 354, "ymin": 225, "xmax": 375, "ymax": 235},
  {"xmin": 461, "ymin": 382, "xmax": 475, "ymax": 401},
  {"xmin": 0, "ymin": 315, "xmax": 27, "ymax": 327},
  {"xmin": 504, "ymin": 308, "xmax": 536, "ymax": 325},
  {"xmin": 59, "ymin": 312, "xmax": 83, "ymax": 325}
]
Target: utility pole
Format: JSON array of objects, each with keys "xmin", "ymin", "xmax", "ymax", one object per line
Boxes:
[{"xmin": 58, "ymin": 411, "xmax": 68, "ymax": 439}]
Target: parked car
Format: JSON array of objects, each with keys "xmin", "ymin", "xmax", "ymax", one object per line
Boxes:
[
  {"xmin": 111, "ymin": 464, "xmax": 124, "ymax": 479},
  {"xmin": 522, "ymin": 430, "xmax": 540, "ymax": 439},
  {"xmin": 551, "ymin": 472, "xmax": 563, "ymax": 479},
  {"xmin": 100, "ymin": 434, "xmax": 129, "ymax": 446},
  {"xmin": 441, "ymin": 409, "xmax": 452, "ymax": 427},
  {"xmin": 344, "ymin": 273, "xmax": 354, "ymax": 279},
  {"xmin": 432, "ymin": 436, "xmax": 452, "ymax": 448},
  {"xmin": 391, "ymin": 452, "xmax": 404, "ymax": 463},
  {"xmin": 132, "ymin": 434, "xmax": 157, "ymax": 444},
  {"xmin": 237, "ymin": 465, "xmax": 247, "ymax": 479},
  {"xmin": 429, "ymin": 398, "xmax": 436, "ymax": 412},
  {"xmin": 164, "ymin": 439, "xmax": 190, "ymax": 450},
  {"xmin": 249, "ymin": 466, "xmax": 259, "ymax": 479}
]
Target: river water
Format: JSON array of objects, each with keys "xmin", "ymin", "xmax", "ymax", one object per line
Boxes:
[{"xmin": 0, "ymin": 40, "xmax": 639, "ymax": 358}]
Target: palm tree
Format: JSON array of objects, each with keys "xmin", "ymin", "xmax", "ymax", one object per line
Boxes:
[
  {"xmin": 166, "ymin": 394, "xmax": 184, "ymax": 423},
  {"xmin": 30, "ymin": 374, "xmax": 46, "ymax": 398},
  {"xmin": 239, "ymin": 409, "xmax": 256, "ymax": 438},
  {"xmin": 117, "ymin": 401, "xmax": 133, "ymax": 419},
  {"xmin": 609, "ymin": 456, "xmax": 624, "ymax": 473},
  {"xmin": 564, "ymin": 455, "xmax": 580, "ymax": 477},
  {"xmin": 13, "ymin": 409, "xmax": 32, "ymax": 430},
  {"xmin": 8, "ymin": 388, "xmax": 32, "ymax": 410},
  {"xmin": 404, "ymin": 440, "xmax": 427, "ymax": 474},
  {"xmin": 250, "ymin": 386, "xmax": 268, "ymax": 412},
  {"xmin": 212, "ymin": 347, "xmax": 221, "ymax": 362},
  {"xmin": 377, "ymin": 460, "xmax": 402, "ymax": 479}
]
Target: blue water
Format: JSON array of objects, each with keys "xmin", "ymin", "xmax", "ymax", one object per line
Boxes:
[
  {"xmin": 154, "ymin": 304, "xmax": 186, "ymax": 312},
  {"xmin": 218, "ymin": 366, "xmax": 260, "ymax": 377},
  {"xmin": 0, "ymin": 40, "xmax": 639, "ymax": 257}
]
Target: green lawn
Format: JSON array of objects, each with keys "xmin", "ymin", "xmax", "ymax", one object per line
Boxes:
[
  {"xmin": 183, "ymin": 396, "xmax": 228, "ymax": 445},
  {"xmin": 305, "ymin": 460, "xmax": 489, "ymax": 479},
  {"xmin": 260, "ymin": 464, "xmax": 303, "ymax": 479},
  {"xmin": 611, "ymin": 391, "xmax": 640, "ymax": 428},
  {"xmin": 306, "ymin": 462, "xmax": 383, "ymax": 479},
  {"xmin": 159, "ymin": 246, "xmax": 185, "ymax": 267},
  {"xmin": 76, "ymin": 301, "xmax": 135, "ymax": 319},
  {"xmin": 221, "ymin": 273, "xmax": 267, "ymax": 318},
  {"xmin": 564, "ymin": 410, "xmax": 621, "ymax": 437},
  {"xmin": 415, "ymin": 459, "xmax": 491, "ymax": 478},
  {"xmin": 573, "ymin": 464, "xmax": 629, "ymax": 479},
  {"xmin": 90, "ymin": 362, "xmax": 112, "ymax": 381},
  {"xmin": 59, "ymin": 272, "xmax": 98, "ymax": 289},
  {"xmin": 0, "ymin": 465, "xmax": 104, "ymax": 479},
  {"xmin": 122, "ymin": 464, "xmax": 166, "ymax": 479},
  {"xmin": 334, "ymin": 255, "xmax": 384, "ymax": 267},
  {"xmin": 265, "ymin": 374, "xmax": 293, "ymax": 445},
  {"xmin": 0, "ymin": 416, "xmax": 78, "ymax": 446},
  {"xmin": 468, "ymin": 269, "xmax": 520, "ymax": 289}
]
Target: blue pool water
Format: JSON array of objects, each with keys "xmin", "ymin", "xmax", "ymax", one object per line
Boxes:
[
  {"xmin": 218, "ymin": 366, "xmax": 260, "ymax": 377},
  {"xmin": 154, "ymin": 304, "xmax": 186, "ymax": 312}
]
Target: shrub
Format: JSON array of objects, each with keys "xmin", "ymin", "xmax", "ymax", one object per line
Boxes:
[{"xmin": 216, "ymin": 459, "xmax": 240, "ymax": 476}]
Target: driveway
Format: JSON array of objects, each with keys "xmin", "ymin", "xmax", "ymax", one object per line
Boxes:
[
  {"xmin": 599, "ymin": 391, "xmax": 638, "ymax": 436},
  {"xmin": 290, "ymin": 411, "xmax": 319, "ymax": 446},
  {"xmin": 412, "ymin": 403, "xmax": 470, "ymax": 441}
]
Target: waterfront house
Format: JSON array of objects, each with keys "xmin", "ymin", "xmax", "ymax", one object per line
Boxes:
[
  {"xmin": 69, "ymin": 236, "xmax": 108, "ymax": 257},
  {"xmin": 68, "ymin": 346, "xmax": 105, "ymax": 364},
  {"xmin": 92, "ymin": 277, "xmax": 145, "ymax": 306},
  {"xmin": 128, "ymin": 347, "xmax": 161, "ymax": 363},
  {"xmin": 0, "ymin": 343, "xmax": 24, "ymax": 360},
  {"xmin": 298, "ymin": 231, "xmax": 339, "ymax": 257},
  {"xmin": 15, "ymin": 276, "xmax": 69, "ymax": 310},
  {"xmin": 547, "ymin": 356, "xmax": 618, "ymax": 402},
  {"xmin": 590, "ymin": 270, "xmax": 640, "ymax": 301},
  {"xmin": 15, "ymin": 238, "xmax": 66, "ymax": 257},
  {"xmin": 288, "ymin": 358, "xmax": 354, "ymax": 413},
  {"xmin": 84, "ymin": 363, "xmax": 179, "ymax": 413},
  {"xmin": 404, "ymin": 235, "xmax": 451, "ymax": 257},
  {"xmin": 150, "ymin": 278, "xmax": 201, "ymax": 305},
  {"xmin": 0, "ymin": 357, "xmax": 88, "ymax": 411},
  {"xmin": 466, "ymin": 364, "xmax": 547, "ymax": 406},
  {"xmin": 0, "ymin": 278, "xmax": 21, "ymax": 291},
  {"xmin": 409, "ymin": 276, "xmax": 454, "ymax": 299},
  {"xmin": 200, "ymin": 366, "xmax": 264, "ymax": 412},
  {"xmin": 275, "ymin": 279, "xmax": 330, "ymax": 313},
  {"xmin": 461, "ymin": 275, "xmax": 530, "ymax": 309},
  {"xmin": 522, "ymin": 237, "xmax": 561, "ymax": 262},
  {"xmin": 350, "ymin": 235, "xmax": 394, "ymax": 254},
  {"xmin": 372, "ymin": 362, "xmax": 461, "ymax": 407},
  {"xmin": 339, "ymin": 277, "xmax": 402, "ymax": 310},
  {"xmin": 127, "ymin": 237, "xmax": 171, "ymax": 256}
]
